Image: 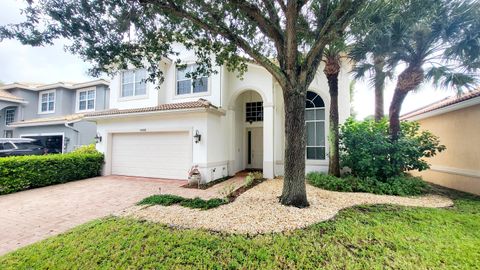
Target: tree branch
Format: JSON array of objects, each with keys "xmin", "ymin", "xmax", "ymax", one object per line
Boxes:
[
  {"xmin": 143, "ymin": 0, "xmax": 288, "ymax": 87},
  {"xmin": 300, "ymin": 0, "xmax": 365, "ymax": 86}
]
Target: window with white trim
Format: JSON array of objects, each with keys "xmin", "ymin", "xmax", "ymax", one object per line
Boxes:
[
  {"xmin": 40, "ymin": 91, "xmax": 55, "ymax": 113},
  {"xmin": 245, "ymin": 102, "xmax": 263, "ymax": 122},
  {"xmin": 176, "ymin": 64, "xmax": 208, "ymax": 95},
  {"xmin": 5, "ymin": 109, "xmax": 15, "ymax": 125},
  {"xmin": 121, "ymin": 69, "xmax": 147, "ymax": 97},
  {"xmin": 305, "ymin": 91, "xmax": 326, "ymax": 160},
  {"xmin": 78, "ymin": 89, "xmax": 96, "ymax": 111}
]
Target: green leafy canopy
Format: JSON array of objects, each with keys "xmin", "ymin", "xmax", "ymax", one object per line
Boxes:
[{"xmin": 0, "ymin": 0, "xmax": 366, "ymax": 91}]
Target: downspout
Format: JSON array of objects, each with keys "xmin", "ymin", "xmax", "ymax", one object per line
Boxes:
[{"xmin": 64, "ymin": 121, "xmax": 80, "ymax": 152}]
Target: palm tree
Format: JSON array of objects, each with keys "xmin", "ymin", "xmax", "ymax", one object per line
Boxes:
[
  {"xmin": 323, "ymin": 39, "xmax": 348, "ymax": 177},
  {"xmin": 350, "ymin": 0, "xmax": 399, "ymax": 121},
  {"xmin": 387, "ymin": 0, "xmax": 480, "ymax": 139}
]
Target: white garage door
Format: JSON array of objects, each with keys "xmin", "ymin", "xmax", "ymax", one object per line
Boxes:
[{"xmin": 111, "ymin": 132, "xmax": 191, "ymax": 180}]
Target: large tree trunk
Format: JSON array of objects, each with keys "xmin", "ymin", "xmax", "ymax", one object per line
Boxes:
[
  {"xmin": 388, "ymin": 65, "xmax": 424, "ymax": 140},
  {"xmin": 373, "ymin": 55, "xmax": 385, "ymax": 121},
  {"xmin": 324, "ymin": 58, "xmax": 341, "ymax": 177},
  {"xmin": 280, "ymin": 88, "xmax": 309, "ymax": 208}
]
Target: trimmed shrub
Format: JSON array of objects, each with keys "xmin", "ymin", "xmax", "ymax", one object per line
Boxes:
[
  {"xmin": 180, "ymin": 198, "xmax": 227, "ymax": 210},
  {"xmin": 340, "ymin": 118, "xmax": 445, "ymax": 180},
  {"xmin": 72, "ymin": 144, "xmax": 98, "ymax": 154},
  {"xmin": 307, "ymin": 172, "xmax": 429, "ymax": 196},
  {"xmin": 0, "ymin": 152, "xmax": 104, "ymax": 195},
  {"xmin": 137, "ymin": 194, "xmax": 184, "ymax": 206},
  {"xmin": 138, "ymin": 194, "xmax": 227, "ymax": 210}
]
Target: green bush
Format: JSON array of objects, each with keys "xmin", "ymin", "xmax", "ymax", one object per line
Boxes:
[
  {"xmin": 307, "ymin": 172, "xmax": 429, "ymax": 196},
  {"xmin": 180, "ymin": 198, "xmax": 227, "ymax": 210},
  {"xmin": 137, "ymin": 194, "xmax": 184, "ymax": 206},
  {"xmin": 340, "ymin": 118, "xmax": 445, "ymax": 180},
  {"xmin": 138, "ymin": 194, "xmax": 227, "ymax": 210},
  {"xmin": 72, "ymin": 144, "xmax": 99, "ymax": 154},
  {"xmin": 0, "ymin": 152, "xmax": 104, "ymax": 195}
]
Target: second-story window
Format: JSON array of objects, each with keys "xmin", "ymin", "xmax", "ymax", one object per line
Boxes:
[
  {"xmin": 176, "ymin": 64, "xmax": 208, "ymax": 95},
  {"xmin": 39, "ymin": 90, "xmax": 55, "ymax": 113},
  {"xmin": 78, "ymin": 89, "xmax": 96, "ymax": 111},
  {"xmin": 121, "ymin": 69, "xmax": 147, "ymax": 97},
  {"xmin": 5, "ymin": 109, "xmax": 15, "ymax": 125}
]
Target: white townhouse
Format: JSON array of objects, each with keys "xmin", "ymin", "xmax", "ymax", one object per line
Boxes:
[{"xmin": 86, "ymin": 48, "xmax": 352, "ymax": 183}]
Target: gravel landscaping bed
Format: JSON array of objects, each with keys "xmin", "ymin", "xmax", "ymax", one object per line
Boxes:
[{"xmin": 117, "ymin": 179, "xmax": 453, "ymax": 234}]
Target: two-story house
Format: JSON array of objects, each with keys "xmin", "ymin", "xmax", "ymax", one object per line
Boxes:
[
  {"xmin": 86, "ymin": 51, "xmax": 352, "ymax": 183},
  {"xmin": 0, "ymin": 80, "xmax": 109, "ymax": 153}
]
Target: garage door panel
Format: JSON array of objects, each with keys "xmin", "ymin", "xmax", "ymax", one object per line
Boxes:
[{"xmin": 111, "ymin": 132, "xmax": 191, "ymax": 180}]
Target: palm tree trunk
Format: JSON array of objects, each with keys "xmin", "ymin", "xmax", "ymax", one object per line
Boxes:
[
  {"xmin": 280, "ymin": 88, "xmax": 309, "ymax": 208},
  {"xmin": 388, "ymin": 89, "xmax": 408, "ymax": 140},
  {"xmin": 324, "ymin": 57, "xmax": 341, "ymax": 177},
  {"xmin": 373, "ymin": 56, "xmax": 386, "ymax": 121},
  {"xmin": 388, "ymin": 65, "xmax": 424, "ymax": 140},
  {"xmin": 326, "ymin": 73, "xmax": 341, "ymax": 177}
]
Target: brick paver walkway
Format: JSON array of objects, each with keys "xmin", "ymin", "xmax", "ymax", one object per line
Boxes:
[
  {"xmin": 0, "ymin": 175, "xmax": 243, "ymax": 256},
  {"xmin": 0, "ymin": 176, "xmax": 185, "ymax": 255}
]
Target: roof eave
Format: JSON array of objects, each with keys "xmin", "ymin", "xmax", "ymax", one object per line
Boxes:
[
  {"xmin": 85, "ymin": 107, "xmax": 225, "ymax": 121},
  {"xmin": 402, "ymin": 96, "xmax": 480, "ymax": 121}
]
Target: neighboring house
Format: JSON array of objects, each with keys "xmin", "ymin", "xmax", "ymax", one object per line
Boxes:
[
  {"xmin": 401, "ymin": 89, "xmax": 480, "ymax": 195},
  {"xmin": 0, "ymin": 80, "xmax": 110, "ymax": 153},
  {"xmin": 86, "ymin": 52, "xmax": 352, "ymax": 183}
]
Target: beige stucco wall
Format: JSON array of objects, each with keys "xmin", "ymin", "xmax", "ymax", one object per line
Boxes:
[{"xmin": 410, "ymin": 104, "xmax": 480, "ymax": 195}]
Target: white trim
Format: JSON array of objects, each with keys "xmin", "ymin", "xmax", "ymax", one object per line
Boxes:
[
  {"xmin": 8, "ymin": 119, "xmax": 82, "ymax": 128},
  {"xmin": 5, "ymin": 108, "xmax": 15, "ymax": 126},
  {"xmin": 430, "ymin": 165, "xmax": 480, "ymax": 179},
  {"xmin": 86, "ymin": 107, "xmax": 226, "ymax": 121},
  {"xmin": 20, "ymin": 132, "xmax": 65, "ymax": 154},
  {"xmin": 0, "ymin": 79, "xmax": 109, "ymax": 91},
  {"xmin": 75, "ymin": 87, "xmax": 96, "ymax": 113},
  {"xmin": 403, "ymin": 96, "xmax": 480, "ymax": 121},
  {"xmin": 119, "ymin": 69, "xmax": 149, "ymax": 100},
  {"xmin": 38, "ymin": 89, "xmax": 56, "ymax": 114},
  {"xmin": 174, "ymin": 63, "xmax": 211, "ymax": 98}
]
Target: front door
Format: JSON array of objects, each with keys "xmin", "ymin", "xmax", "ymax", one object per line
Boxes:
[{"xmin": 246, "ymin": 127, "xmax": 263, "ymax": 169}]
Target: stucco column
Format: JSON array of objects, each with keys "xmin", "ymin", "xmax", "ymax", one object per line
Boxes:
[
  {"xmin": 263, "ymin": 104, "xmax": 274, "ymax": 179},
  {"xmin": 226, "ymin": 109, "xmax": 237, "ymax": 176}
]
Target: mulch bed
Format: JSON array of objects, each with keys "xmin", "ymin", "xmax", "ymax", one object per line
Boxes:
[
  {"xmin": 181, "ymin": 176, "xmax": 233, "ymax": 190},
  {"xmin": 226, "ymin": 178, "xmax": 266, "ymax": 202}
]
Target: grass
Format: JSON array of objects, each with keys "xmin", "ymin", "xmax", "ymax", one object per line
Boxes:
[
  {"xmin": 138, "ymin": 194, "xmax": 227, "ymax": 210},
  {"xmin": 1, "ymin": 188, "xmax": 479, "ymax": 269}
]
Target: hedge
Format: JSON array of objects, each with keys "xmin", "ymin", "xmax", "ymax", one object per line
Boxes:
[{"xmin": 0, "ymin": 152, "xmax": 104, "ymax": 195}]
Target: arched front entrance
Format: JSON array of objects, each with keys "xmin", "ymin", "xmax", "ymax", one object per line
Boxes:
[{"xmin": 230, "ymin": 90, "xmax": 265, "ymax": 174}]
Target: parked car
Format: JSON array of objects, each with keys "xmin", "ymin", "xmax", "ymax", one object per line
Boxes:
[{"xmin": 0, "ymin": 138, "xmax": 47, "ymax": 157}]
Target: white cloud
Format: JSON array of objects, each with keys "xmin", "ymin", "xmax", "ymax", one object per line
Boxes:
[{"xmin": 0, "ymin": 0, "xmax": 97, "ymax": 84}]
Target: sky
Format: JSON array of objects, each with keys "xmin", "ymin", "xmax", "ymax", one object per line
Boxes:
[{"xmin": 0, "ymin": 0, "xmax": 453, "ymax": 119}]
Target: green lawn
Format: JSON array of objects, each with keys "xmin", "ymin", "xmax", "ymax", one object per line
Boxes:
[{"xmin": 1, "ymin": 189, "xmax": 479, "ymax": 269}]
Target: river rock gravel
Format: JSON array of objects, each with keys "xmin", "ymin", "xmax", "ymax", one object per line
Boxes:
[{"xmin": 117, "ymin": 179, "xmax": 453, "ymax": 234}]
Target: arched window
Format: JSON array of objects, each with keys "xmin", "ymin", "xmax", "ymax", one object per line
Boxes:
[{"xmin": 305, "ymin": 91, "xmax": 326, "ymax": 160}]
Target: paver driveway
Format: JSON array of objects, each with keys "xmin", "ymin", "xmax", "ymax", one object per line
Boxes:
[{"xmin": 0, "ymin": 176, "xmax": 191, "ymax": 256}]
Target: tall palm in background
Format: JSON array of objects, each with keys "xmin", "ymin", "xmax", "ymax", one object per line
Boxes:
[
  {"xmin": 350, "ymin": 0, "xmax": 400, "ymax": 121},
  {"xmin": 387, "ymin": 0, "xmax": 480, "ymax": 139}
]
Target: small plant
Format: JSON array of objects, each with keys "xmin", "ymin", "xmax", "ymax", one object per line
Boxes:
[
  {"xmin": 220, "ymin": 183, "xmax": 236, "ymax": 198},
  {"xmin": 180, "ymin": 198, "xmax": 227, "ymax": 210},
  {"xmin": 72, "ymin": 144, "xmax": 99, "ymax": 154},
  {"xmin": 137, "ymin": 195, "xmax": 184, "ymax": 206},
  {"xmin": 252, "ymin": 171, "xmax": 263, "ymax": 180},
  {"xmin": 137, "ymin": 194, "xmax": 227, "ymax": 210},
  {"xmin": 245, "ymin": 174, "xmax": 255, "ymax": 187}
]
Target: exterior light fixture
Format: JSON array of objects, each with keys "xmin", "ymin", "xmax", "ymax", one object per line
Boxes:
[
  {"xmin": 193, "ymin": 130, "xmax": 201, "ymax": 143},
  {"xmin": 94, "ymin": 133, "xmax": 102, "ymax": 143}
]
